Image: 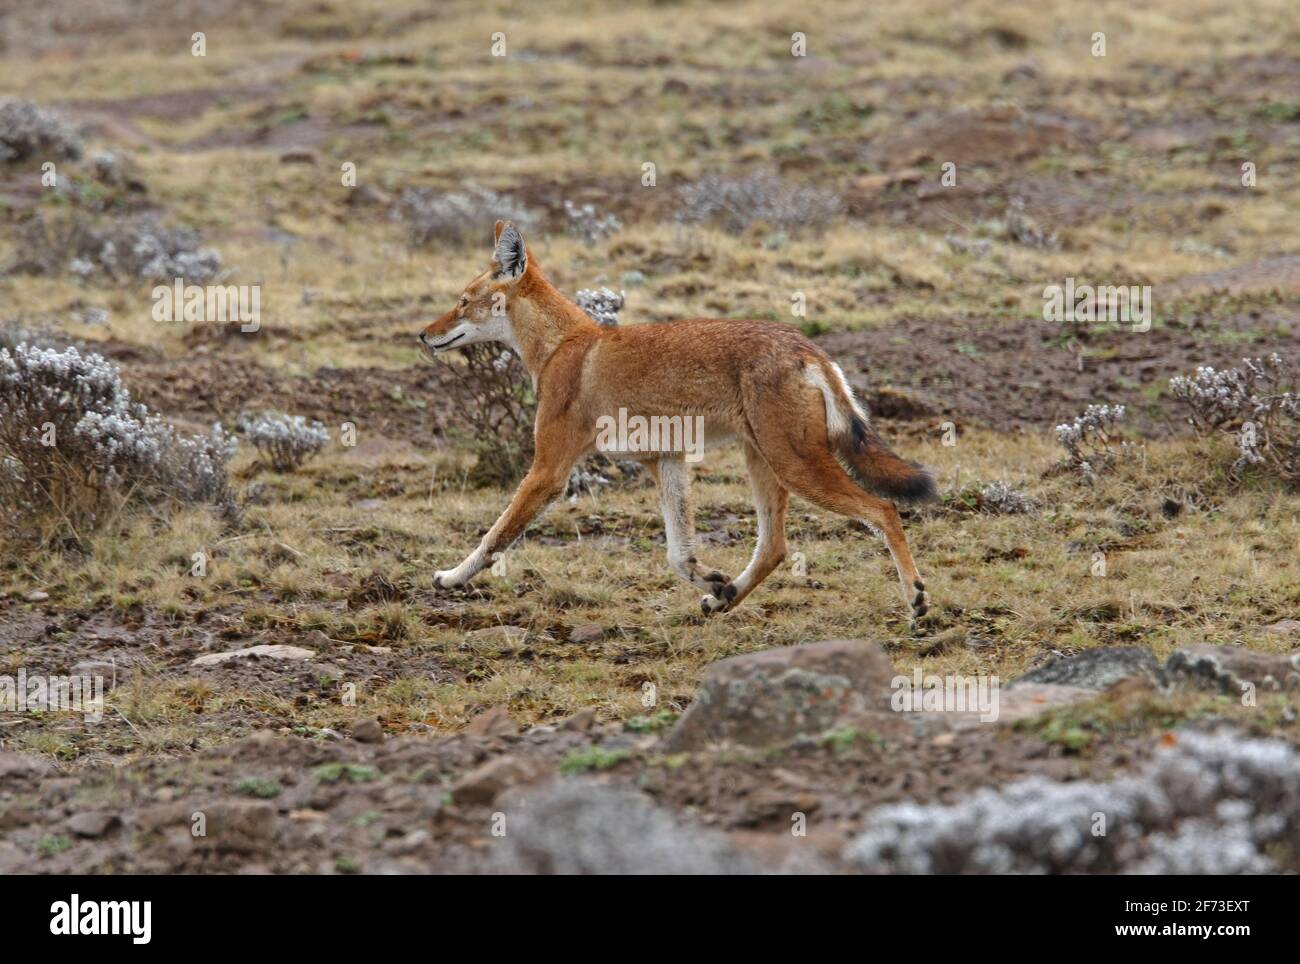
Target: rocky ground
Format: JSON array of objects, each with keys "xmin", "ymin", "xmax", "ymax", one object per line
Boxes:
[{"xmin": 2, "ymin": 638, "xmax": 1298, "ymax": 874}]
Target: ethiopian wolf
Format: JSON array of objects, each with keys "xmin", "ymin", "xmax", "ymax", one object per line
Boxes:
[{"xmin": 419, "ymin": 221, "xmax": 936, "ymax": 618}]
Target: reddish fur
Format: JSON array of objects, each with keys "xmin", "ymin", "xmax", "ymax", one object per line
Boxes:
[{"xmin": 421, "ymin": 221, "xmax": 934, "ymax": 617}]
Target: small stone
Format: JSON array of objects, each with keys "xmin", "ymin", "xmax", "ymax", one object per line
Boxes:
[
  {"xmin": 465, "ymin": 705, "xmax": 518, "ymax": 738},
  {"xmin": 279, "ymin": 148, "xmax": 318, "ymax": 164},
  {"xmin": 67, "ymin": 811, "xmax": 119, "ymax": 838},
  {"xmin": 558, "ymin": 707, "xmax": 598, "ymax": 732},
  {"xmin": 0, "ymin": 751, "xmax": 50, "ymax": 779},
  {"xmin": 193, "ymin": 801, "xmax": 275, "ymax": 853},
  {"xmin": 449, "ymin": 755, "xmax": 542, "ymax": 806},
  {"xmin": 352, "ymin": 718, "xmax": 384, "ymax": 744},
  {"xmin": 347, "ymin": 183, "xmax": 391, "ymax": 207},
  {"xmin": 569, "ymin": 623, "xmax": 604, "ymax": 644},
  {"xmin": 24, "ymin": 590, "xmax": 49, "ymax": 603},
  {"xmin": 191, "ymin": 644, "xmax": 316, "ymax": 666},
  {"xmin": 384, "ymin": 829, "xmax": 432, "ymax": 856}
]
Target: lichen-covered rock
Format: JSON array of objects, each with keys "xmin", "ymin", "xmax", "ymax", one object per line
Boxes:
[
  {"xmin": 845, "ymin": 729, "xmax": 1300, "ymax": 874},
  {"xmin": 1012, "ymin": 646, "xmax": 1163, "ymax": 690},
  {"xmin": 663, "ymin": 639, "xmax": 900, "ymax": 751},
  {"xmin": 1165, "ymin": 644, "xmax": 1300, "ymax": 694},
  {"xmin": 494, "ymin": 779, "xmax": 757, "ymax": 874}
]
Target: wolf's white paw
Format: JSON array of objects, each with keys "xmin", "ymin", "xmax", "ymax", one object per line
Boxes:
[
  {"xmin": 700, "ymin": 594, "xmax": 729, "ymax": 615},
  {"xmin": 434, "ymin": 570, "xmax": 465, "ymax": 590}
]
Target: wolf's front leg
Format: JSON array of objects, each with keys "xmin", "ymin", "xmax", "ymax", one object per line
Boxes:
[{"xmin": 434, "ymin": 462, "xmax": 572, "ymax": 589}]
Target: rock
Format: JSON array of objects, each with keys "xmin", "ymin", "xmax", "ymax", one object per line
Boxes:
[
  {"xmin": 449, "ymin": 755, "xmax": 542, "ymax": 806},
  {"xmin": 854, "ymin": 167, "xmax": 924, "ymax": 196},
  {"xmin": 465, "ymin": 705, "xmax": 519, "ymax": 738},
  {"xmin": 383, "ymin": 829, "xmax": 432, "ymax": 856},
  {"xmin": 67, "ymin": 811, "xmax": 119, "ymax": 838},
  {"xmin": 0, "ymin": 802, "xmax": 36, "ymax": 832},
  {"xmin": 69, "ymin": 660, "xmax": 130, "ymax": 690},
  {"xmin": 23, "ymin": 590, "xmax": 49, "ymax": 602},
  {"xmin": 569, "ymin": 623, "xmax": 605, "ymax": 644},
  {"xmin": 1012, "ymin": 646, "xmax": 1163, "ymax": 690},
  {"xmin": 0, "ymin": 751, "xmax": 50, "ymax": 780},
  {"xmin": 193, "ymin": 801, "xmax": 276, "ymax": 853},
  {"xmin": 493, "ymin": 779, "xmax": 754, "ymax": 874},
  {"xmin": 1262, "ymin": 619, "xmax": 1300, "ymax": 638},
  {"xmin": 346, "ymin": 183, "xmax": 391, "ymax": 207},
  {"xmin": 279, "ymin": 148, "xmax": 318, "ymax": 164},
  {"xmin": 352, "ymin": 718, "xmax": 384, "ymax": 744},
  {"xmin": 900, "ymin": 681, "xmax": 1095, "ymax": 735},
  {"xmin": 663, "ymin": 639, "xmax": 900, "ymax": 751},
  {"xmin": 558, "ymin": 707, "xmax": 598, "ymax": 732},
  {"xmin": 992, "ymin": 683, "xmax": 1096, "ymax": 723},
  {"xmin": 1165, "ymin": 644, "xmax": 1300, "ymax": 694},
  {"xmin": 854, "ymin": 173, "xmax": 893, "ymax": 195},
  {"xmin": 191, "ymin": 644, "xmax": 316, "ymax": 666}
]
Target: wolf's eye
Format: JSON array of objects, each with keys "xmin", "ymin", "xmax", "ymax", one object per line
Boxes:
[{"xmin": 459, "ymin": 296, "xmax": 470, "ymax": 308}]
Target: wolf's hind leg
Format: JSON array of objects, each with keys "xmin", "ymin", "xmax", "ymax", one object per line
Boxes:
[{"xmin": 753, "ymin": 421, "xmax": 929, "ymax": 619}]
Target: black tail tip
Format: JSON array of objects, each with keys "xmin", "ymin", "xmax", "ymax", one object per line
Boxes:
[{"xmin": 891, "ymin": 465, "xmax": 939, "ymax": 504}]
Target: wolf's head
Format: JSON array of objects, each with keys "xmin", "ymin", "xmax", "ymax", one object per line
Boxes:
[{"xmin": 418, "ymin": 220, "xmax": 530, "ymax": 358}]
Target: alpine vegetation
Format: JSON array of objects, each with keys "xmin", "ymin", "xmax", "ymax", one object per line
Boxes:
[
  {"xmin": 0, "ymin": 344, "xmax": 236, "ymax": 541},
  {"xmin": 976, "ymin": 480, "xmax": 1037, "ymax": 515},
  {"xmin": 0, "ymin": 99, "xmax": 82, "ymax": 163},
  {"xmin": 1170, "ymin": 354, "xmax": 1298, "ymax": 484},
  {"xmin": 563, "ymin": 199, "xmax": 622, "ymax": 244},
  {"xmin": 392, "ymin": 186, "xmax": 538, "ymax": 247},
  {"xmin": 574, "ymin": 286, "xmax": 625, "ymax": 327},
  {"xmin": 845, "ymin": 729, "xmax": 1300, "ymax": 874},
  {"xmin": 442, "ymin": 345, "xmax": 536, "ymax": 487},
  {"xmin": 677, "ymin": 171, "xmax": 843, "ymax": 233},
  {"xmin": 10, "ymin": 212, "xmax": 225, "ymax": 284},
  {"xmin": 1055, "ymin": 403, "xmax": 1129, "ymax": 482},
  {"xmin": 237, "ymin": 411, "xmax": 330, "ymax": 472}
]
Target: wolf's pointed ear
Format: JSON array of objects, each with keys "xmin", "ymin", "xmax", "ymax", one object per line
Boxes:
[{"xmin": 492, "ymin": 221, "xmax": 527, "ymax": 279}]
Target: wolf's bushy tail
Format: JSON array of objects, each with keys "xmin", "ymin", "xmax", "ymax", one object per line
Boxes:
[
  {"xmin": 809, "ymin": 359, "xmax": 938, "ymax": 503},
  {"xmin": 838, "ymin": 415, "xmax": 938, "ymax": 503}
]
